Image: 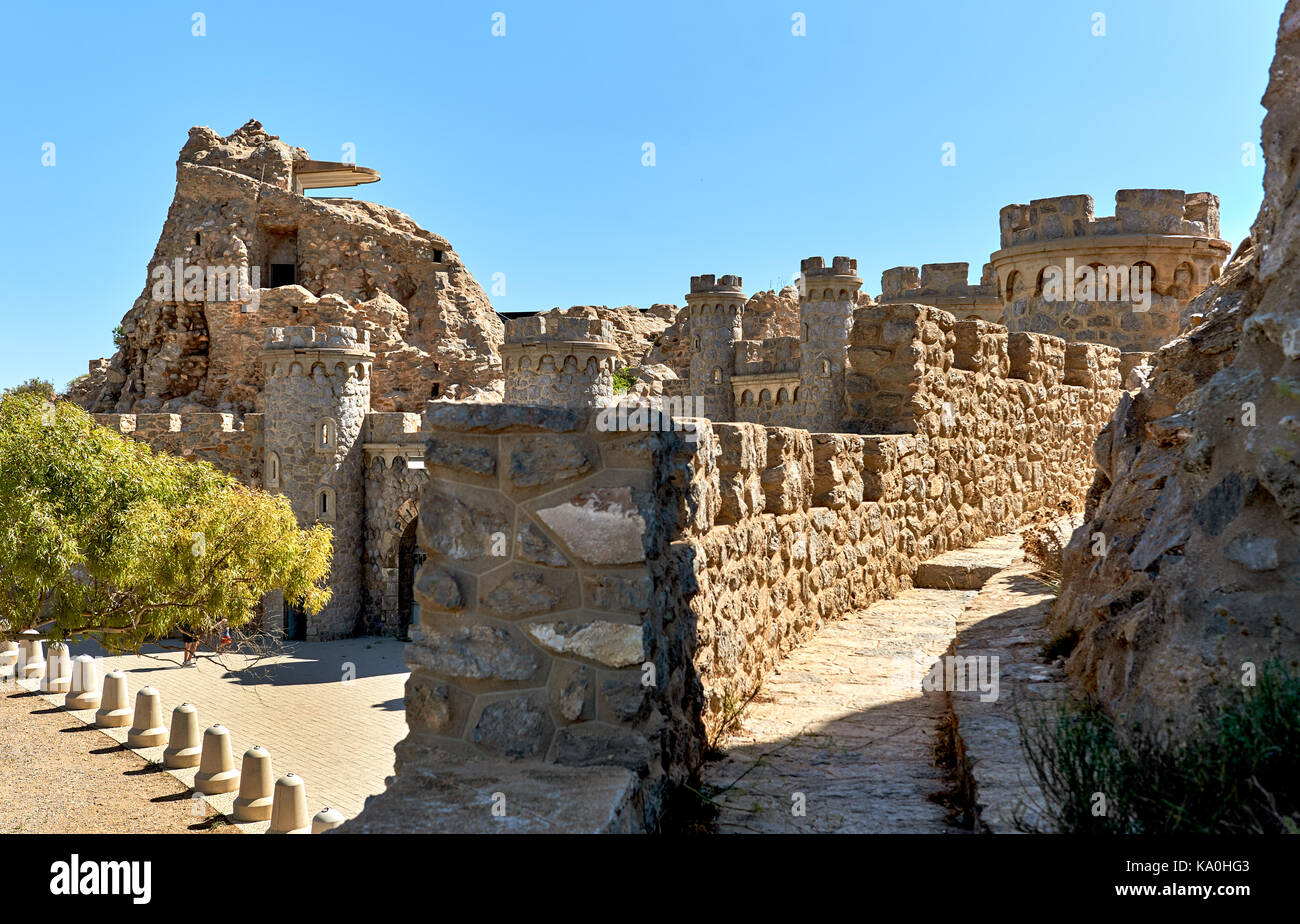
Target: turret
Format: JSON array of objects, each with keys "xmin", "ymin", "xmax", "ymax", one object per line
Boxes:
[
  {"xmin": 500, "ymin": 314, "xmax": 621, "ymax": 407},
  {"xmin": 798, "ymin": 257, "xmax": 861, "ymax": 432},
  {"xmin": 260, "ymin": 325, "xmax": 373, "ymax": 640},
  {"xmin": 685, "ymin": 274, "xmax": 745, "ymax": 420}
]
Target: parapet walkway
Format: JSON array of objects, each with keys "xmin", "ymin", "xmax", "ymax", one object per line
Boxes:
[{"xmin": 701, "ymin": 533, "xmax": 1023, "ymax": 833}]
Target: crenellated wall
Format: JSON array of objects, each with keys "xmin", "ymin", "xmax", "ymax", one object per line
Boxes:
[
  {"xmin": 382, "ymin": 303, "xmax": 1125, "ymax": 830},
  {"xmin": 93, "ymin": 411, "xmax": 264, "ymax": 485},
  {"xmin": 879, "ymin": 262, "xmax": 1003, "ymax": 323},
  {"xmin": 990, "ymin": 189, "xmax": 1231, "ymax": 351}
]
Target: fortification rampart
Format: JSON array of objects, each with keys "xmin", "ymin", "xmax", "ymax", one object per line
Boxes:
[
  {"xmin": 879, "ymin": 262, "xmax": 1002, "ymax": 323},
  {"xmin": 386, "ymin": 303, "xmax": 1124, "ymax": 830},
  {"xmin": 500, "ymin": 315, "xmax": 620, "ymax": 407},
  {"xmin": 990, "ymin": 190, "xmax": 1231, "ymax": 351},
  {"xmin": 93, "ymin": 411, "xmax": 264, "ymax": 485}
]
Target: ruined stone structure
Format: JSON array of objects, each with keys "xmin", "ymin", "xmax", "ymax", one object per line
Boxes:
[
  {"xmin": 73, "ymin": 119, "xmax": 502, "ymax": 418},
  {"xmin": 878, "ymin": 263, "xmax": 1002, "ymax": 323},
  {"xmin": 991, "ymin": 189, "xmax": 1231, "ymax": 350},
  {"xmin": 347, "ymin": 256, "xmax": 1129, "ymax": 829}
]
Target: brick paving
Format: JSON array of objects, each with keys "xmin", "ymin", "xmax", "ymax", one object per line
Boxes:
[{"xmin": 17, "ymin": 637, "xmax": 409, "ymax": 826}]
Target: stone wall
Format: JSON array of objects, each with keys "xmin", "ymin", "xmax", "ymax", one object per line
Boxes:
[
  {"xmin": 389, "ymin": 303, "xmax": 1124, "ymax": 828},
  {"xmin": 93, "ymin": 411, "xmax": 263, "ymax": 486},
  {"xmin": 879, "ymin": 262, "xmax": 1002, "ymax": 323},
  {"xmin": 990, "ymin": 189, "xmax": 1231, "ymax": 351}
]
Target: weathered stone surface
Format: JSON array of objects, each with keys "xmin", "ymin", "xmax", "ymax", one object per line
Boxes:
[
  {"xmin": 414, "ymin": 567, "xmax": 462, "ymax": 613},
  {"xmin": 506, "ymin": 436, "xmax": 594, "ymax": 488},
  {"xmin": 535, "ymin": 487, "xmax": 648, "ymax": 565},
  {"xmin": 914, "ymin": 545, "xmax": 1020, "ymax": 590},
  {"xmin": 408, "ymin": 626, "xmax": 539, "ymax": 682},
  {"xmin": 515, "ymin": 521, "xmax": 570, "ymax": 567},
  {"xmin": 551, "ymin": 724, "xmax": 651, "ymax": 775},
  {"xmin": 480, "ymin": 569, "xmax": 563, "ymax": 618},
  {"xmin": 426, "ymin": 437, "xmax": 496, "ymax": 477},
  {"xmin": 339, "ymin": 743, "xmax": 640, "ymax": 834},
  {"xmin": 471, "ymin": 695, "xmax": 554, "ymax": 759},
  {"xmin": 526, "ymin": 621, "xmax": 646, "ymax": 668}
]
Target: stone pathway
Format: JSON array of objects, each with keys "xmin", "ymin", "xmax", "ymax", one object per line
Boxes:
[
  {"xmin": 949, "ymin": 556, "xmax": 1066, "ymax": 833},
  {"xmin": 702, "ymin": 534, "xmax": 1022, "ymax": 834},
  {"xmin": 15, "ymin": 637, "xmax": 408, "ymax": 826}
]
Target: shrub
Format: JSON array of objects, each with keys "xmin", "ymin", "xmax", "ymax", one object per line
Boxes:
[
  {"xmin": 1018, "ymin": 661, "xmax": 1300, "ymax": 833},
  {"xmin": 612, "ymin": 366, "xmax": 638, "ymax": 394}
]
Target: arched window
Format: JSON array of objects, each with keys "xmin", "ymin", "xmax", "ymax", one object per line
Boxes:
[
  {"xmin": 1004, "ymin": 270, "xmax": 1020, "ymax": 301},
  {"xmin": 712, "ymin": 368, "xmax": 722, "ymax": 384},
  {"xmin": 820, "ymin": 358, "xmax": 831, "ymax": 376},
  {"xmin": 317, "ymin": 486, "xmax": 337, "ymax": 523},
  {"xmin": 316, "ymin": 419, "xmax": 336, "ymax": 453},
  {"xmin": 266, "ymin": 452, "xmax": 280, "ymax": 489}
]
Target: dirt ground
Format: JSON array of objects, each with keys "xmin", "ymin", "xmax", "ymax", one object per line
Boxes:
[{"xmin": 0, "ymin": 687, "xmax": 235, "ymax": 834}]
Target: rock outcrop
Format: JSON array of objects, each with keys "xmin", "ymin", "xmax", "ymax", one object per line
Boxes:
[
  {"xmin": 1053, "ymin": 1, "xmax": 1300, "ymax": 726},
  {"xmin": 75, "ymin": 119, "xmax": 501, "ymax": 416}
]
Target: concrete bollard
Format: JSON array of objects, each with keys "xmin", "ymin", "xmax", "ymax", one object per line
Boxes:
[
  {"xmin": 311, "ymin": 807, "xmax": 345, "ymax": 834},
  {"xmin": 127, "ymin": 687, "xmax": 167, "ymax": 747},
  {"xmin": 163, "ymin": 703, "xmax": 201, "ymax": 768},
  {"xmin": 233, "ymin": 746, "xmax": 274, "ymax": 822},
  {"xmin": 267, "ymin": 773, "xmax": 310, "ymax": 834},
  {"xmin": 64, "ymin": 654, "xmax": 101, "ymax": 710},
  {"xmin": 0, "ymin": 640, "xmax": 18, "ymax": 669},
  {"xmin": 20, "ymin": 631, "xmax": 45, "ymax": 680},
  {"xmin": 95, "ymin": 671, "xmax": 132, "ymax": 727},
  {"xmin": 194, "ymin": 725, "xmax": 240, "ymax": 795},
  {"xmin": 41, "ymin": 646, "xmax": 72, "ymax": 694}
]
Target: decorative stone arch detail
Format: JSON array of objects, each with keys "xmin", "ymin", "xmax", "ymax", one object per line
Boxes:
[
  {"xmin": 266, "ymin": 451, "xmax": 281, "ymax": 488},
  {"xmin": 316, "ymin": 418, "xmax": 337, "ymax": 453},
  {"xmin": 316, "ymin": 485, "xmax": 337, "ymax": 523},
  {"xmin": 777, "ymin": 386, "xmax": 790, "ymax": 404}
]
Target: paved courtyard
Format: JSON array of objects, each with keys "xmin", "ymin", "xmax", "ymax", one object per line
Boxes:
[{"xmin": 33, "ymin": 636, "xmax": 409, "ymax": 825}]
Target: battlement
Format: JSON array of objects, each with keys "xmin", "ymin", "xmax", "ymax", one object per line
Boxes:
[
  {"xmin": 688, "ymin": 274, "xmax": 744, "ymax": 295},
  {"xmin": 845, "ymin": 303, "xmax": 1121, "ymax": 433},
  {"xmin": 880, "ymin": 263, "xmax": 999, "ymax": 301},
  {"xmin": 800, "ymin": 256, "xmax": 858, "ymax": 278},
  {"xmin": 94, "ymin": 411, "xmax": 259, "ymax": 436},
  {"xmin": 733, "ymin": 337, "xmax": 801, "ymax": 376},
  {"xmin": 504, "ymin": 314, "xmax": 617, "ymax": 344},
  {"xmin": 92, "ymin": 411, "xmax": 263, "ymax": 486},
  {"xmin": 263, "ymin": 325, "xmax": 371, "ymax": 352},
  {"xmin": 998, "ymin": 189, "xmax": 1222, "ymax": 249}
]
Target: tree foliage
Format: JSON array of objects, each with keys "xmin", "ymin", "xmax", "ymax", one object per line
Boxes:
[{"xmin": 0, "ymin": 392, "xmax": 331, "ymax": 651}]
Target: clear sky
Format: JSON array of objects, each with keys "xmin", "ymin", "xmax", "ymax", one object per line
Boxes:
[{"xmin": 0, "ymin": 0, "xmax": 1285, "ymax": 391}]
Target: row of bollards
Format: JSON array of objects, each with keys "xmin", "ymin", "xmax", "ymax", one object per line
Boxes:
[{"xmin": 4, "ymin": 638, "xmax": 344, "ymax": 834}]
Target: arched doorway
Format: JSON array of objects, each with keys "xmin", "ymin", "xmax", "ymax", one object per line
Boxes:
[{"xmin": 397, "ymin": 517, "xmax": 423, "ymax": 640}]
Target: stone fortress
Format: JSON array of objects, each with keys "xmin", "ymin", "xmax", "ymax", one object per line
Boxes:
[{"xmin": 71, "ymin": 122, "xmax": 1240, "ymax": 828}]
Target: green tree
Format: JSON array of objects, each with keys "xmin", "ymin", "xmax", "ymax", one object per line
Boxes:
[{"xmin": 0, "ymin": 392, "xmax": 331, "ymax": 652}]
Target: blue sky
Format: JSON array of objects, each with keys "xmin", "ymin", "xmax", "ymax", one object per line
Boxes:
[{"xmin": 0, "ymin": 0, "xmax": 1284, "ymax": 391}]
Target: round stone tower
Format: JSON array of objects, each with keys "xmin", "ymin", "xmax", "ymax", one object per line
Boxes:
[
  {"xmin": 990, "ymin": 190, "xmax": 1231, "ymax": 350},
  {"xmin": 500, "ymin": 314, "xmax": 621, "ymax": 407},
  {"xmin": 260, "ymin": 325, "xmax": 373, "ymax": 640},
  {"xmin": 798, "ymin": 256, "xmax": 861, "ymax": 432},
  {"xmin": 686, "ymin": 274, "xmax": 745, "ymax": 421}
]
